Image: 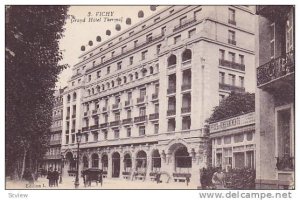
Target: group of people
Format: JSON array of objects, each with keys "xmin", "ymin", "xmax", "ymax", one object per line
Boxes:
[{"xmin": 46, "ymin": 167, "xmax": 60, "ymax": 187}]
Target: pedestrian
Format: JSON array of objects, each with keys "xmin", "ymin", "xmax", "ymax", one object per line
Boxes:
[
  {"xmin": 200, "ymin": 167, "xmax": 208, "ymax": 189},
  {"xmin": 47, "ymin": 167, "xmax": 54, "ymax": 187},
  {"xmin": 212, "ymin": 167, "xmax": 225, "ymax": 189},
  {"xmin": 53, "ymin": 168, "xmax": 59, "ymax": 187}
]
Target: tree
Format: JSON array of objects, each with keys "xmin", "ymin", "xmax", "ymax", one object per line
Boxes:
[
  {"xmin": 5, "ymin": 6, "xmax": 69, "ymax": 180},
  {"xmin": 207, "ymin": 92, "xmax": 255, "ymax": 123}
]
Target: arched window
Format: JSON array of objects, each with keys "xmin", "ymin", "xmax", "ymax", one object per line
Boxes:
[
  {"xmin": 182, "ymin": 49, "xmax": 192, "ymax": 62},
  {"xmin": 149, "ymin": 66, "xmax": 154, "ymax": 74},
  {"xmin": 91, "ymin": 153, "xmax": 99, "ymax": 168},
  {"xmin": 117, "ymin": 78, "xmax": 122, "ymax": 85},
  {"xmin": 67, "ymin": 94, "xmax": 71, "ymax": 102},
  {"xmin": 73, "ymin": 92, "xmax": 77, "ymax": 100},
  {"xmin": 106, "ymin": 82, "xmax": 110, "ymax": 89},
  {"xmin": 92, "ymin": 88, "xmax": 94, "ymax": 94},
  {"xmin": 129, "ymin": 74, "xmax": 133, "ymax": 81},
  {"xmin": 96, "ymin": 85, "xmax": 100, "ymax": 93},
  {"xmin": 155, "ymin": 63, "xmax": 159, "ymax": 72},
  {"xmin": 101, "ymin": 154, "xmax": 108, "ymax": 172},
  {"xmin": 167, "ymin": 54, "xmax": 177, "ymax": 66},
  {"xmin": 152, "ymin": 150, "xmax": 161, "ymax": 171},
  {"xmin": 87, "ymin": 89, "xmax": 91, "ymax": 96},
  {"xmin": 136, "ymin": 151, "xmax": 147, "ymax": 170},
  {"xmin": 175, "ymin": 146, "xmax": 191, "ymax": 171},
  {"xmin": 111, "ymin": 80, "xmax": 115, "ymax": 87},
  {"xmin": 124, "ymin": 76, "xmax": 127, "ymax": 84},
  {"xmin": 102, "ymin": 84, "xmax": 105, "ymax": 90},
  {"xmin": 124, "ymin": 153, "xmax": 132, "ymax": 172},
  {"xmin": 135, "ymin": 72, "xmax": 139, "ymax": 79},
  {"xmin": 142, "ymin": 68, "xmax": 147, "ymax": 77},
  {"xmin": 83, "ymin": 156, "xmax": 89, "ymax": 168}
]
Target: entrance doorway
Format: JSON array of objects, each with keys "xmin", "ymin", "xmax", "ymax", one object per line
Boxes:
[{"xmin": 112, "ymin": 152, "xmax": 120, "ymax": 178}]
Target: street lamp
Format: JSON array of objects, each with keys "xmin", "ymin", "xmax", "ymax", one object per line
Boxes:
[
  {"xmin": 60, "ymin": 155, "xmax": 65, "ymax": 184},
  {"xmin": 74, "ymin": 130, "xmax": 82, "ymax": 189}
]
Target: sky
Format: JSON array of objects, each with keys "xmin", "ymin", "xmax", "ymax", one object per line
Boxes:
[{"xmin": 57, "ymin": 5, "xmax": 165, "ymax": 88}]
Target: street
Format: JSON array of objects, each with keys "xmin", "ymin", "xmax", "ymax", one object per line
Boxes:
[{"xmin": 6, "ymin": 176, "xmax": 198, "ymax": 189}]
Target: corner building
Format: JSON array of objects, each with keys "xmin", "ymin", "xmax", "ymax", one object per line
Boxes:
[{"xmin": 61, "ymin": 6, "xmax": 256, "ymax": 186}]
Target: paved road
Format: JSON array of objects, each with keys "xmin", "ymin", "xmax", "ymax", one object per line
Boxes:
[{"xmin": 6, "ymin": 176, "xmax": 198, "ymax": 189}]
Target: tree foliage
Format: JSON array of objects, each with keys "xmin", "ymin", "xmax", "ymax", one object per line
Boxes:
[
  {"xmin": 5, "ymin": 5, "xmax": 69, "ymax": 179},
  {"xmin": 207, "ymin": 92, "xmax": 255, "ymax": 123}
]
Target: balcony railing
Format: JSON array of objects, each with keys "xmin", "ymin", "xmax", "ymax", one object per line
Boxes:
[
  {"xmin": 173, "ymin": 18, "xmax": 197, "ymax": 32},
  {"xmin": 219, "ymin": 83, "xmax": 245, "ymax": 93},
  {"xmin": 49, "ymin": 140, "xmax": 61, "ymax": 145},
  {"xmin": 228, "ymin": 39, "xmax": 236, "ymax": 45},
  {"xmin": 72, "ymin": 114, "xmax": 76, "ymax": 118},
  {"xmin": 134, "ymin": 115, "xmax": 147, "ymax": 123},
  {"xmin": 112, "ymin": 103, "xmax": 120, "ymax": 110},
  {"xmin": 276, "ymin": 156, "xmax": 294, "ymax": 171},
  {"xmin": 152, "ymin": 93, "xmax": 158, "ymax": 101},
  {"xmin": 181, "ymin": 107, "xmax": 191, "ymax": 114},
  {"xmin": 181, "ymin": 83, "xmax": 191, "ymax": 91},
  {"xmin": 82, "ymin": 127, "xmax": 89, "ymax": 132},
  {"xmin": 110, "ymin": 120, "xmax": 121, "ymax": 127},
  {"xmin": 167, "ymin": 87, "xmax": 176, "ymax": 95},
  {"xmin": 100, "ymin": 122, "xmax": 109, "ymax": 129},
  {"xmin": 90, "ymin": 124, "xmax": 99, "ymax": 130},
  {"xmin": 228, "ymin": 19, "xmax": 236, "ymax": 25},
  {"xmin": 137, "ymin": 96, "xmax": 145, "ymax": 104},
  {"xmin": 167, "ymin": 110, "xmax": 176, "ymax": 116},
  {"xmin": 122, "ymin": 118, "xmax": 132, "ymax": 125},
  {"xmin": 219, "ymin": 59, "xmax": 245, "ymax": 71},
  {"xmin": 257, "ymin": 51, "xmax": 294, "ymax": 87},
  {"xmin": 149, "ymin": 113, "xmax": 159, "ymax": 120}
]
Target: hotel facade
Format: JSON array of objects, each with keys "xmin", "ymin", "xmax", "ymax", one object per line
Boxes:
[
  {"xmin": 255, "ymin": 6, "xmax": 294, "ymax": 189},
  {"xmin": 60, "ymin": 6, "xmax": 256, "ymax": 186}
]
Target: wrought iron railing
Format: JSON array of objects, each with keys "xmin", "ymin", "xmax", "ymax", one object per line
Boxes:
[
  {"xmin": 219, "ymin": 83, "xmax": 245, "ymax": 93},
  {"xmin": 110, "ymin": 120, "xmax": 120, "ymax": 127},
  {"xmin": 134, "ymin": 115, "xmax": 147, "ymax": 123},
  {"xmin": 173, "ymin": 18, "xmax": 197, "ymax": 32},
  {"xmin": 90, "ymin": 124, "xmax": 99, "ymax": 130},
  {"xmin": 82, "ymin": 127, "xmax": 89, "ymax": 132},
  {"xmin": 257, "ymin": 51, "xmax": 294, "ymax": 87},
  {"xmin": 122, "ymin": 118, "xmax": 132, "ymax": 125},
  {"xmin": 219, "ymin": 59, "xmax": 245, "ymax": 71},
  {"xmin": 149, "ymin": 113, "xmax": 159, "ymax": 120},
  {"xmin": 100, "ymin": 122, "xmax": 109, "ymax": 128}
]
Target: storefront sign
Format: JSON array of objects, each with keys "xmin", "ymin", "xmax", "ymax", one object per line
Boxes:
[{"xmin": 210, "ymin": 112, "xmax": 255, "ymax": 133}]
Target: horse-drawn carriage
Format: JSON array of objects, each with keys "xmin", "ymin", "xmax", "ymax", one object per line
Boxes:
[{"xmin": 81, "ymin": 168, "xmax": 103, "ymax": 187}]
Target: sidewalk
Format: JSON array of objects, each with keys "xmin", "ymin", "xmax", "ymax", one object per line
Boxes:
[{"xmin": 6, "ymin": 176, "xmax": 198, "ymax": 189}]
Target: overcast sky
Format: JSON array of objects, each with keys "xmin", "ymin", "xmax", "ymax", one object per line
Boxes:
[{"xmin": 57, "ymin": 5, "xmax": 165, "ymax": 88}]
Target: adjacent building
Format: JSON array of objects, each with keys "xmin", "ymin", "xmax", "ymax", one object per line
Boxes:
[
  {"xmin": 210, "ymin": 112, "xmax": 255, "ymax": 171},
  {"xmin": 60, "ymin": 5, "xmax": 256, "ymax": 186},
  {"xmin": 255, "ymin": 6, "xmax": 294, "ymax": 189},
  {"xmin": 42, "ymin": 89, "xmax": 64, "ymax": 171}
]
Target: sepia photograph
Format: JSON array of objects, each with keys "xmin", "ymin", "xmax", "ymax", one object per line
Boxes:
[{"xmin": 4, "ymin": 3, "xmax": 295, "ymax": 194}]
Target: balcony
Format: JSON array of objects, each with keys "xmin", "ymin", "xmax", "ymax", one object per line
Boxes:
[
  {"xmin": 100, "ymin": 122, "xmax": 109, "ymax": 129},
  {"xmin": 71, "ymin": 129, "xmax": 75, "ymax": 133},
  {"xmin": 122, "ymin": 118, "xmax": 132, "ymax": 125},
  {"xmin": 276, "ymin": 156, "xmax": 294, "ymax": 171},
  {"xmin": 173, "ymin": 18, "xmax": 197, "ymax": 32},
  {"xmin": 110, "ymin": 120, "xmax": 121, "ymax": 127},
  {"xmin": 49, "ymin": 139, "xmax": 61, "ymax": 146},
  {"xmin": 82, "ymin": 127, "xmax": 89, "ymax": 132},
  {"xmin": 90, "ymin": 124, "xmax": 99, "ymax": 130},
  {"xmin": 149, "ymin": 113, "xmax": 159, "ymax": 121},
  {"xmin": 228, "ymin": 19, "xmax": 236, "ymax": 25},
  {"xmin": 151, "ymin": 93, "xmax": 158, "ymax": 101},
  {"xmin": 134, "ymin": 115, "xmax": 147, "ymax": 123},
  {"xmin": 167, "ymin": 110, "xmax": 176, "ymax": 116},
  {"xmin": 228, "ymin": 39, "xmax": 236, "ymax": 45},
  {"xmin": 72, "ymin": 114, "xmax": 76, "ymax": 118},
  {"xmin": 92, "ymin": 109, "xmax": 98, "ymax": 115},
  {"xmin": 257, "ymin": 51, "xmax": 294, "ymax": 88},
  {"xmin": 219, "ymin": 59, "xmax": 245, "ymax": 71},
  {"xmin": 181, "ymin": 107, "xmax": 191, "ymax": 114},
  {"xmin": 167, "ymin": 87, "xmax": 176, "ymax": 95},
  {"xmin": 112, "ymin": 103, "xmax": 121, "ymax": 111},
  {"xmin": 219, "ymin": 83, "xmax": 245, "ymax": 93},
  {"xmin": 136, "ymin": 96, "xmax": 146, "ymax": 105},
  {"xmin": 181, "ymin": 83, "xmax": 191, "ymax": 91},
  {"xmin": 124, "ymin": 100, "xmax": 132, "ymax": 108},
  {"xmin": 102, "ymin": 106, "xmax": 108, "ymax": 113}
]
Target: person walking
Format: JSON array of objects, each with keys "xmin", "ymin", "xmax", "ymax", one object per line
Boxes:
[
  {"xmin": 47, "ymin": 167, "xmax": 54, "ymax": 187},
  {"xmin": 212, "ymin": 168, "xmax": 225, "ymax": 189},
  {"xmin": 200, "ymin": 167, "xmax": 208, "ymax": 189},
  {"xmin": 53, "ymin": 168, "xmax": 59, "ymax": 187}
]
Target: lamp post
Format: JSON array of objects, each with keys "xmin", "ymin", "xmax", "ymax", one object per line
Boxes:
[
  {"xmin": 74, "ymin": 130, "xmax": 82, "ymax": 189},
  {"xmin": 60, "ymin": 155, "xmax": 65, "ymax": 184}
]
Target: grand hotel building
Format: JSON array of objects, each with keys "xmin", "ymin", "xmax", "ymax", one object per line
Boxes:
[{"xmin": 60, "ymin": 5, "xmax": 256, "ymax": 186}]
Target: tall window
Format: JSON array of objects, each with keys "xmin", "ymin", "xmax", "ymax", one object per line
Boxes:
[
  {"xmin": 139, "ymin": 126, "xmax": 146, "ymax": 136},
  {"xmin": 129, "ymin": 56, "xmax": 133, "ymax": 65},
  {"xmin": 114, "ymin": 129, "xmax": 120, "ymax": 139},
  {"xmin": 219, "ymin": 72, "xmax": 225, "ymax": 84},
  {"xmin": 139, "ymin": 107, "xmax": 146, "ymax": 116},
  {"xmin": 156, "ymin": 44, "xmax": 161, "ymax": 54},
  {"xmin": 228, "ymin": 8, "xmax": 236, "ymax": 24},
  {"xmin": 239, "ymin": 54, "xmax": 244, "ymax": 65},
  {"xmin": 127, "ymin": 110, "xmax": 131, "ymax": 118},
  {"xmin": 155, "ymin": 104, "xmax": 159, "ymax": 113},
  {"xmin": 154, "ymin": 124, "xmax": 159, "ymax": 134},
  {"xmin": 239, "ymin": 76, "xmax": 244, "ymax": 88},
  {"xmin": 219, "ymin": 49, "xmax": 225, "ymax": 60},
  {"xmin": 117, "ymin": 61, "xmax": 122, "ymax": 70},
  {"xmin": 107, "ymin": 66, "xmax": 110, "ymax": 74},
  {"xmin": 228, "ymin": 52, "xmax": 236, "ymax": 62},
  {"xmin": 88, "ymin": 75, "xmax": 91, "ymax": 82},
  {"xmin": 194, "ymin": 9, "xmax": 201, "ymax": 20},
  {"xmin": 179, "ymin": 16, "xmax": 187, "ymax": 25},
  {"xmin": 161, "ymin": 26, "xmax": 166, "ymax": 36},
  {"xmin": 97, "ymin": 70, "xmax": 101, "ymax": 78},
  {"xmin": 270, "ymin": 23, "xmax": 275, "ymax": 58},
  {"xmin": 134, "ymin": 40, "xmax": 138, "ymax": 47},
  {"xmin": 229, "ymin": 74, "xmax": 236, "ymax": 86},
  {"xmin": 146, "ymin": 33, "xmax": 153, "ymax": 42},
  {"xmin": 115, "ymin": 112, "xmax": 120, "ymax": 121},
  {"xmin": 127, "ymin": 128, "xmax": 131, "ymax": 137},
  {"xmin": 174, "ymin": 35, "xmax": 181, "ymax": 44},
  {"xmin": 121, "ymin": 45, "xmax": 127, "ymax": 53},
  {"xmin": 141, "ymin": 50, "xmax": 148, "ymax": 60},
  {"xmin": 140, "ymin": 88, "xmax": 146, "ymax": 97},
  {"xmin": 188, "ymin": 28, "xmax": 196, "ymax": 38},
  {"xmin": 101, "ymin": 56, "xmax": 105, "ymax": 63},
  {"xmin": 228, "ymin": 30, "xmax": 236, "ymax": 44}
]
